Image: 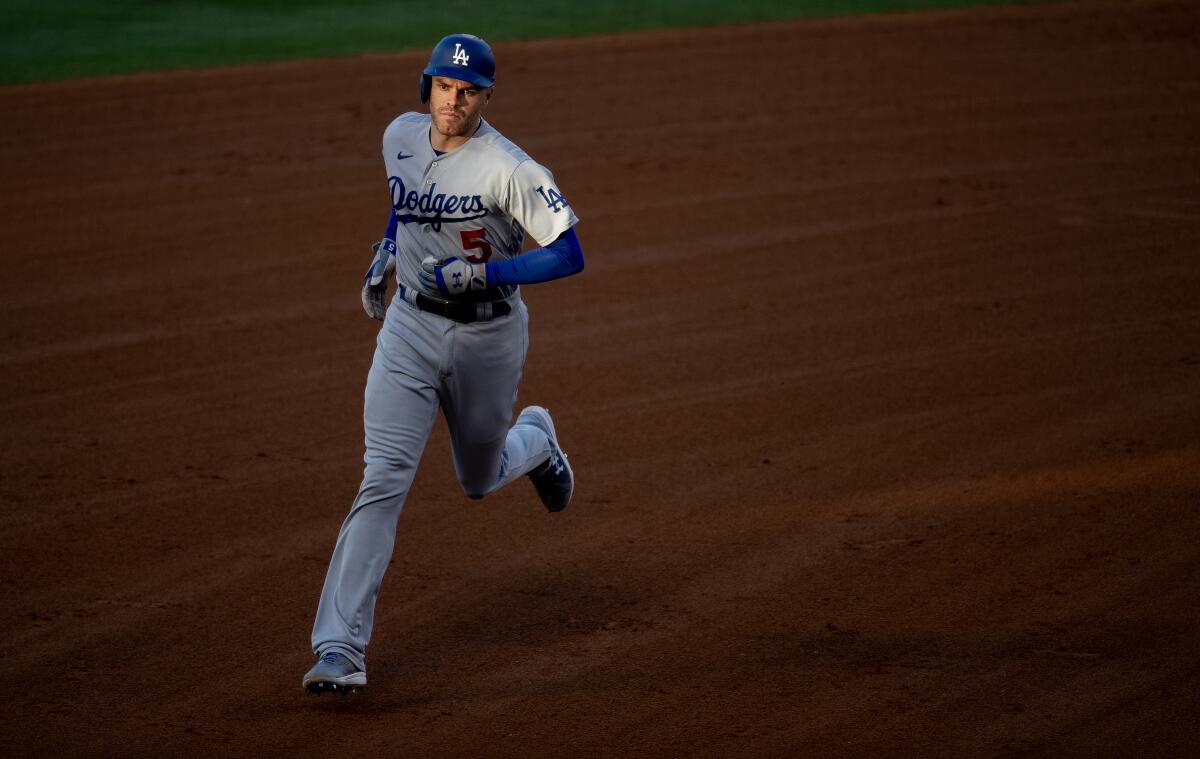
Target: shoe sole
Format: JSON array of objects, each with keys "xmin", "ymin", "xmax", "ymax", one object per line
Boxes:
[
  {"xmin": 519, "ymin": 406, "xmax": 574, "ymax": 511},
  {"xmin": 304, "ymin": 681, "xmax": 365, "ymax": 695},
  {"xmin": 303, "ymin": 670, "xmax": 367, "ymax": 695},
  {"xmin": 304, "ymin": 682, "xmax": 360, "ymax": 691}
]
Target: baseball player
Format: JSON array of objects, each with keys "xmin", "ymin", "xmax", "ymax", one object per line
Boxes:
[{"xmin": 302, "ymin": 33, "xmax": 584, "ymax": 694}]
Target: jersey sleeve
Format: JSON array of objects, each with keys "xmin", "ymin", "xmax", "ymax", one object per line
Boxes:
[{"xmin": 505, "ymin": 159, "xmax": 578, "ymax": 248}]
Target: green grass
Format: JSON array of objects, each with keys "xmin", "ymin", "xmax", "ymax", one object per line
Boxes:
[{"xmin": 1, "ymin": 0, "xmax": 1055, "ymax": 85}]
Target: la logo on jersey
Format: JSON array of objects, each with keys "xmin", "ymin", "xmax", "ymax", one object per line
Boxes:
[
  {"xmin": 452, "ymin": 44, "xmax": 470, "ymax": 66},
  {"xmin": 535, "ymin": 185, "xmax": 569, "ymax": 213}
]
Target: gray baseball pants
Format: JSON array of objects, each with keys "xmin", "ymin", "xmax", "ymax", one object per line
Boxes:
[{"xmin": 310, "ymin": 292, "xmax": 551, "ymax": 670}]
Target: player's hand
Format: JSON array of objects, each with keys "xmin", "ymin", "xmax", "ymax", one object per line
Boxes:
[
  {"xmin": 362, "ymin": 282, "xmax": 387, "ymax": 320},
  {"xmin": 420, "ymin": 256, "xmax": 487, "ymax": 297},
  {"xmin": 362, "ymin": 240, "xmax": 396, "ymax": 320}
]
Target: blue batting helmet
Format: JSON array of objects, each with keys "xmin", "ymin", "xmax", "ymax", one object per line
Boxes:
[{"xmin": 419, "ymin": 34, "xmax": 496, "ymax": 103}]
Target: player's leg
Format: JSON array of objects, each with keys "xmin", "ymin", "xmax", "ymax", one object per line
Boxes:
[
  {"xmin": 309, "ymin": 307, "xmax": 442, "ymax": 673},
  {"xmin": 446, "ymin": 406, "xmax": 552, "ymax": 499},
  {"xmin": 441, "ymin": 301, "xmax": 553, "ymax": 499}
]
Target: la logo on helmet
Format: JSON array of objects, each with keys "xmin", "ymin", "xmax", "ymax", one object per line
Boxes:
[{"xmin": 452, "ymin": 43, "xmax": 470, "ymax": 66}]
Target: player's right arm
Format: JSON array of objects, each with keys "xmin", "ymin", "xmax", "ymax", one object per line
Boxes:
[{"xmin": 361, "ymin": 208, "xmax": 399, "ymax": 320}]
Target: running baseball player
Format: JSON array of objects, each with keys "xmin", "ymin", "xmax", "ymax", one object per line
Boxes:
[{"xmin": 302, "ymin": 33, "xmax": 584, "ymax": 694}]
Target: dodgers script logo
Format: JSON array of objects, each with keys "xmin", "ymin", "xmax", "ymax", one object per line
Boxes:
[
  {"xmin": 389, "ymin": 175, "xmax": 488, "ymax": 231},
  {"xmin": 452, "ymin": 43, "xmax": 470, "ymax": 66}
]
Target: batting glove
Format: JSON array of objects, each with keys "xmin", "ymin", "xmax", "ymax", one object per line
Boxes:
[
  {"xmin": 361, "ymin": 239, "xmax": 397, "ymax": 320},
  {"xmin": 420, "ymin": 255, "xmax": 487, "ymax": 297}
]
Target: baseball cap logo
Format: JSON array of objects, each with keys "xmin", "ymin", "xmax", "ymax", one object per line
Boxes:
[{"xmin": 452, "ymin": 43, "xmax": 470, "ymax": 66}]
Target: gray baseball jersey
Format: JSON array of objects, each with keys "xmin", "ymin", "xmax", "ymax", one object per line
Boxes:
[{"xmin": 383, "ymin": 112, "xmax": 577, "ymax": 299}]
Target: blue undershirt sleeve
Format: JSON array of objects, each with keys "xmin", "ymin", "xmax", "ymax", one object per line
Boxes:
[
  {"xmin": 363, "ymin": 207, "xmax": 401, "ymax": 283},
  {"xmin": 485, "ymin": 227, "xmax": 584, "ymax": 286},
  {"xmin": 383, "ymin": 207, "xmax": 398, "ymax": 242}
]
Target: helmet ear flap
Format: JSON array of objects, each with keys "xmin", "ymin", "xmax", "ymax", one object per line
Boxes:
[{"xmin": 419, "ymin": 74, "xmax": 431, "ymax": 103}]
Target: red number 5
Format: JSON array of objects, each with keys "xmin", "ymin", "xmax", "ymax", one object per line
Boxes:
[{"xmin": 459, "ymin": 228, "xmax": 493, "ymax": 263}]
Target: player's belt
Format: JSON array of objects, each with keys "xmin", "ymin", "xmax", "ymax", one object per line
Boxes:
[{"xmin": 398, "ymin": 284, "xmax": 512, "ymax": 323}]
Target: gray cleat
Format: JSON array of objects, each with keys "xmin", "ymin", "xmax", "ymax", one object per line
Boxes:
[
  {"xmin": 518, "ymin": 406, "xmax": 574, "ymax": 512},
  {"xmin": 303, "ymin": 651, "xmax": 366, "ymax": 694}
]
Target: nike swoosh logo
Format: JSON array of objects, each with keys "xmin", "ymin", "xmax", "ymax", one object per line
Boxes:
[{"xmin": 397, "ymin": 152, "xmax": 414, "ymax": 160}]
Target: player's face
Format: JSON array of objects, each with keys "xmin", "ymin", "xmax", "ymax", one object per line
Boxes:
[{"xmin": 429, "ymin": 76, "xmax": 492, "ymax": 148}]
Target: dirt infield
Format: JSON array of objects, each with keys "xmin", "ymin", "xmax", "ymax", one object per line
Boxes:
[{"xmin": 2, "ymin": 1, "xmax": 1199, "ymax": 755}]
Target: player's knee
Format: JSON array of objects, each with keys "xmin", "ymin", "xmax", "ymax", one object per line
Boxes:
[{"xmin": 461, "ymin": 481, "xmax": 491, "ymax": 500}]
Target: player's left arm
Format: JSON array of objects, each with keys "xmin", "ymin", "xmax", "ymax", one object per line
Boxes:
[
  {"xmin": 486, "ymin": 227, "xmax": 583, "ymax": 286},
  {"xmin": 421, "ymin": 160, "xmax": 583, "ymax": 296},
  {"xmin": 483, "ymin": 159, "xmax": 584, "ymax": 285},
  {"xmin": 420, "ymin": 228, "xmax": 583, "ymax": 295}
]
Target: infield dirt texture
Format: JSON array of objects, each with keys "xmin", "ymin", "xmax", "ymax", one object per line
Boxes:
[{"xmin": 2, "ymin": 1, "xmax": 1199, "ymax": 755}]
